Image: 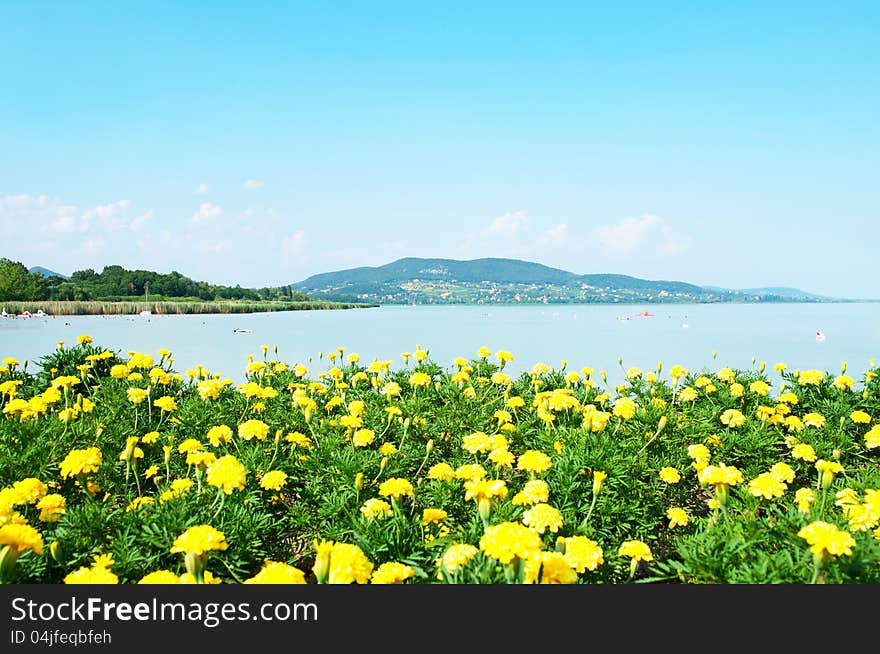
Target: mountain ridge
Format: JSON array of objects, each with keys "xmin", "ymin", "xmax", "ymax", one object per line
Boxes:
[{"xmin": 291, "ymin": 257, "xmax": 835, "ymax": 305}]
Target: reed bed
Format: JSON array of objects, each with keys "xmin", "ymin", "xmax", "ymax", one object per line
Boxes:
[{"xmin": 0, "ymin": 300, "xmax": 376, "ymax": 316}]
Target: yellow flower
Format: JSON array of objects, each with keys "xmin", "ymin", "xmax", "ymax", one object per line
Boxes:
[
  {"xmin": 476, "ymin": 346, "xmax": 491, "ymax": 358},
  {"xmin": 522, "ymin": 503, "xmax": 563, "ymax": 534},
  {"xmin": 479, "ymin": 521, "xmax": 543, "ymax": 564},
  {"xmin": 244, "ymin": 561, "xmax": 307, "ymax": 584},
  {"xmin": 677, "ymin": 387, "xmax": 698, "ymax": 402},
  {"xmin": 523, "ymin": 551, "xmax": 578, "ymax": 584},
  {"xmin": 64, "ymin": 565, "xmax": 118, "ymax": 584},
  {"xmin": 438, "ymin": 543, "xmax": 479, "ymax": 575},
  {"xmin": 557, "ymin": 535, "xmax": 604, "ymax": 572},
  {"xmin": 666, "ymin": 507, "xmax": 689, "ymax": 528},
  {"xmin": 512, "ymin": 479, "xmax": 551, "ymax": 506},
  {"xmin": 749, "ymin": 380, "xmax": 770, "ymax": 396},
  {"xmin": 592, "ymin": 471, "xmax": 608, "ymax": 494},
  {"xmin": 59, "ymin": 447, "xmax": 102, "ymax": 479},
  {"xmin": 421, "ymin": 508, "xmax": 448, "ymax": 525},
  {"xmin": 833, "ymin": 375, "xmax": 856, "ymax": 390},
  {"xmin": 170, "ymin": 525, "xmax": 228, "ymax": 555},
  {"xmin": 612, "ymin": 397, "xmax": 636, "ymax": 420},
  {"xmin": 259, "ymin": 470, "xmax": 288, "ymax": 491},
  {"xmin": 618, "ymin": 540, "xmax": 653, "ymax": 563},
  {"xmin": 720, "ymin": 409, "xmax": 746, "ymax": 428},
  {"xmin": 206, "ymin": 455, "xmax": 247, "ymax": 495},
  {"xmin": 517, "ymin": 450, "xmax": 553, "ymax": 475},
  {"xmin": 371, "ymin": 562, "xmax": 415, "ymax": 584},
  {"xmin": 0, "ymin": 523, "xmax": 44, "ymax": 554},
  {"xmin": 36, "ymin": 494, "xmax": 66, "ymax": 522},
  {"xmin": 797, "ymin": 370, "xmax": 825, "ymax": 386},
  {"xmin": 238, "ymin": 419, "xmax": 269, "ymax": 441},
  {"xmin": 126, "ymin": 387, "xmax": 147, "ymax": 404},
  {"xmin": 797, "ymin": 521, "xmax": 856, "ymax": 558},
  {"xmin": 409, "ymin": 372, "xmax": 432, "ymax": 387},
  {"xmin": 463, "ymin": 479, "xmax": 508, "ymax": 502},
  {"xmin": 454, "ymin": 463, "xmax": 487, "ymax": 481},
  {"xmin": 865, "ymin": 424, "xmax": 880, "ymax": 450},
  {"xmin": 850, "ymin": 410, "xmax": 871, "ymax": 424},
  {"xmin": 206, "ymin": 425, "xmax": 233, "ymax": 446},
  {"xmin": 360, "ymin": 498, "xmax": 392, "ymax": 520},
  {"xmin": 313, "ymin": 540, "xmax": 373, "ymax": 584},
  {"xmin": 795, "ymin": 488, "xmax": 816, "ymax": 513},
  {"xmin": 815, "ymin": 460, "xmax": 844, "ymax": 487},
  {"xmin": 378, "ymin": 477, "xmax": 413, "ymax": 500},
  {"xmin": 152, "ymin": 396, "xmax": 177, "ymax": 412},
  {"xmin": 659, "ymin": 467, "xmax": 682, "ymax": 484},
  {"xmin": 352, "ymin": 428, "xmax": 375, "ymax": 447},
  {"xmin": 427, "ymin": 462, "xmax": 456, "ymax": 482},
  {"xmin": 748, "ymin": 472, "xmax": 788, "ymax": 499},
  {"xmin": 138, "ymin": 570, "xmax": 183, "ymax": 584}
]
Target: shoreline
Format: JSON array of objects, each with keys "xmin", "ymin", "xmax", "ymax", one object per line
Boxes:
[{"xmin": 0, "ymin": 300, "xmax": 378, "ymax": 316}]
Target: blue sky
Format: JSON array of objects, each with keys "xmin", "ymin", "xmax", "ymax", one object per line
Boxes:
[{"xmin": 1, "ymin": 2, "xmax": 878, "ymax": 297}]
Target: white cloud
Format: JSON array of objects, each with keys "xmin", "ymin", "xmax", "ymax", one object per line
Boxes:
[
  {"xmin": 487, "ymin": 210, "xmax": 529, "ymax": 237},
  {"xmin": 243, "ymin": 179, "xmax": 264, "ymax": 190},
  {"xmin": 194, "ymin": 183, "xmax": 208, "ymax": 194},
  {"xmin": 190, "ymin": 202, "xmax": 223, "ymax": 225},
  {"xmin": 593, "ymin": 214, "xmax": 690, "ymax": 258},
  {"xmin": 130, "ymin": 209, "xmax": 154, "ymax": 231},
  {"xmin": 536, "ymin": 223, "xmax": 568, "ymax": 248}
]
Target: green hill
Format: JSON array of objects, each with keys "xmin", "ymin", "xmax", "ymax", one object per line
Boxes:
[{"xmin": 291, "ymin": 257, "xmax": 817, "ymax": 305}]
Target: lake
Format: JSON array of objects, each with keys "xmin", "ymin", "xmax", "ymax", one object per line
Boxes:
[{"xmin": 2, "ymin": 303, "xmax": 879, "ymax": 386}]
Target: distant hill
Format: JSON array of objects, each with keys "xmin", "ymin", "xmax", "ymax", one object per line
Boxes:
[
  {"xmin": 291, "ymin": 257, "xmax": 837, "ymax": 305},
  {"xmin": 29, "ymin": 266, "xmax": 68, "ymax": 279},
  {"xmin": 703, "ymin": 285, "xmax": 828, "ymax": 301}
]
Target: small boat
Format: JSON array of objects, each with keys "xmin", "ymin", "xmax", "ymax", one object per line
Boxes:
[
  {"xmin": 681, "ymin": 323, "xmax": 689, "ymax": 329},
  {"xmin": 635, "ymin": 310, "xmax": 655, "ymax": 317},
  {"xmin": 233, "ymin": 328, "xmax": 253, "ymax": 334},
  {"xmin": 139, "ymin": 310, "xmax": 152, "ymax": 316},
  {"xmin": 816, "ymin": 330, "xmax": 826, "ymax": 342}
]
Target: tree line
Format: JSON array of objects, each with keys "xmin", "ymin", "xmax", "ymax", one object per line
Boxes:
[{"xmin": 0, "ymin": 258, "xmax": 308, "ymax": 302}]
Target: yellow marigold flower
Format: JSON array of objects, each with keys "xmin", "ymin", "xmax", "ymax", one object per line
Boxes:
[
  {"xmin": 496, "ymin": 350, "xmax": 515, "ymax": 365},
  {"xmin": 479, "ymin": 521, "xmax": 543, "ymax": 564},
  {"xmin": 371, "ymin": 562, "xmax": 415, "ymax": 584},
  {"xmin": 517, "ymin": 450, "xmax": 553, "ymax": 475},
  {"xmin": 592, "ymin": 470, "xmax": 608, "ymax": 494},
  {"xmin": 748, "ymin": 472, "xmax": 787, "ymax": 499},
  {"xmin": 206, "ymin": 455, "xmax": 247, "ymax": 495},
  {"xmin": 788, "ymin": 443, "xmax": 816, "ymax": 464},
  {"xmin": 801, "ymin": 412, "xmax": 825, "ymax": 428},
  {"xmin": 687, "ymin": 443, "xmax": 711, "ymax": 462},
  {"xmin": 379, "ymin": 477, "xmax": 413, "ymax": 500},
  {"xmin": 850, "ymin": 410, "xmax": 872, "ymax": 424},
  {"xmin": 464, "ymin": 479, "xmax": 508, "ymax": 502},
  {"xmin": 126, "ymin": 387, "xmax": 147, "ymax": 404},
  {"xmin": 523, "ymin": 551, "xmax": 578, "ymax": 584},
  {"xmin": 618, "ymin": 540, "xmax": 653, "ymax": 563},
  {"xmin": 244, "ymin": 561, "xmax": 306, "ymax": 584},
  {"xmin": 409, "ymin": 372, "xmax": 432, "ymax": 387},
  {"xmin": 612, "ymin": 396, "xmax": 636, "ymax": 420},
  {"xmin": 170, "ymin": 525, "xmax": 228, "ymax": 556},
  {"xmin": 260, "ymin": 470, "xmax": 287, "ymax": 491},
  {"xmin": 351, "ymin": 428, "xmax": 375, "ymax": 447},
  {"xmin": 749, "ymin": 380, "xmax": 770, "ymax": 396},
  {"xmin": 625, "ymin": 367, "xmax": 643, "ymax": 380},
  {"xmin": 522, "ymin": 503, "xmax": 563, "ymax": 534},
  {"xmin": 360, "ymin": 498, "xmax": 392, "ymax": 519},
  {"xmin": 138, "ymin": 570, "xmax": 183, "ymax": 584},
  {"xmin": 834, "ymin": 374, "xmax": 856, "ymax": 390},
  {"xmin": 0, "ymin": 523, "xmax": 44, "ymax": 555},
  {"xmin": 462, "ymin": 431, "xmax": 493, "ymax": 454},
  {"xmin": 677, "ymin": 387, "xmax": 698, "ymax": 402},
  {"xmin": 659, "ymin": 467, "xmax": 682, "ymax": 484},
  {"xmin": 720, "ymin": 408, "xmax": 746, "ymax": 428},
  {"xmin": 438, "ymin": 543, "xmax": 479, "ymax": 574},
  {"xmin": 667, "ymin": 507, "xmax": 689, "ymax": 528},
  {"xmin": 378, "ymin": 443, "xmax": 397, "ymax": 456},
  {"xmin": 64, "ymin": 565, "xmax": 118, "ymax": 585},
  {"xmin": 285, "ymin": 431, "xmax": 312, "ymax": 448},
  {"xmin": 36, "ymin": 493, "xmax": 65, "ymax": 522},
  {"xmin": 204, "ymin": 425, "xmax": 232, "ymax": 447},
  {"xmin": 428, "ymin": 462, "xmax": 456, "ymax": 482},
  {"xmin": 454, "ymin": 463, "xmax": 487, "ymax": 481},
  {"xmin": 422, "ymin": 508, "xmax": 448, "ymax": 526},
  {"xmin": 716, "ymin": 367, "xmax": 736, "ymax": 383},
  {"xmin": 151, "ymin": 395, "xmax": 176, "ymax": 412},
  {"xmin": 59, "ymin": 447, "xmax": 102, "ymax": 479},
  {"xmin": 238, "ymin": 419, "xmax": 269, "ymax": 441},
  {"xmin": 797, "ymin": 521, "xmax": 856, "ymax": 558},
  {"xmin": 50, "ymin": 375, "xmax": 80, "ymax": 390},
  {"xmin": 512, "ymin": 479, "xmax": 551, "ymax": 506},
  {"xmin": 12, "ymin": 478, "xmax": 47, "ymax": 505},
  {"xmin": 797, "ymin": 370, "xmax": 825, "ymax": 386},
  {"xmin": 489, "ymin": 447, "xmax": 516, "ymax": 467},
  {"xmin": 506, "ymin": 396, "xmax": 526, "ymax": 410},
  {"xmin": 699, "ymin": 462, "xmax": 743, "ymax": 485},
  {"xmin": 314, "ymin": 541, "xmax": 373, "ymax": 584},
  {"xmin": 557, "ymin": 535, "xmax": 604, "ymax": 572}
]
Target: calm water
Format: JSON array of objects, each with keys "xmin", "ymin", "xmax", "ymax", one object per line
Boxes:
[{"xmin": 2, "ymin": 303, "xmax": 879, "ymax": 385}]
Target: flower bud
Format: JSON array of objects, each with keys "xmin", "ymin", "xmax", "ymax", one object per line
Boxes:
[
  {"xmin": 354, "ymin": 472, "xmax": 364, "ymax": 491},
  {"xmin": 426, "ymin": 439, "xmax": 434, "ymax": 455}
]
